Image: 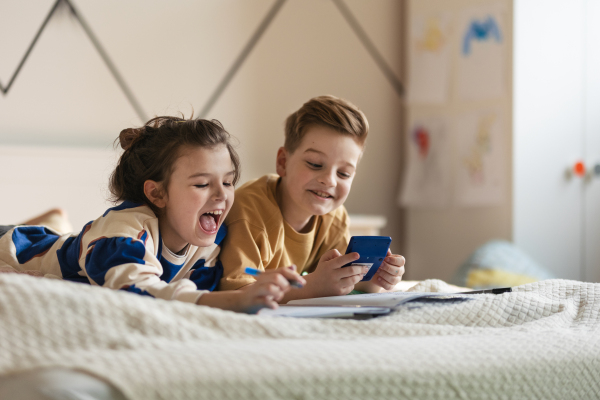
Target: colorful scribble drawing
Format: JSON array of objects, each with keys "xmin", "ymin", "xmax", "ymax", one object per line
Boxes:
[
  {"xmin": 417, "ymin": 18, "xmax": 445, "ymax": 52},
  {"xmin": 463, "ymin": 115, "xmax": 495, "ymax": 185},
  {"xmin": 412, "ymin": 126, "xmax": 430, "ymax": 158},
  {"xmin": 411, "ymin": 124, "xmax": 443, "ymax": 188},
  {"xmin": 462, "ymin": 16, "xmax": 502, "ymax": 55}
]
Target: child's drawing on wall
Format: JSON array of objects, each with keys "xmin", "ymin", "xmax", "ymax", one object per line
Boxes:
[
  {"xmin": 456, "ymin": 110, "xmax": 506, "ymax": 206},
  {"xmin": 457, "ymin": 4, "xmax": 506, "ymax": 100},
  {"xmin": 399, "ymin": 116, "xmax": 451, "ymax": 208},
  {"xmin": 408, "ymin": 13, "xmax": 452, "ymax": 104},
  {"xmin": 462, "ymin": 114, "xmax": 495, "ymax": 185}
]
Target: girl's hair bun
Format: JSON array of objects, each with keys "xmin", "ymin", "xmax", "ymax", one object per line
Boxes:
[
  {"xmin": 118, "ymin": 127, "xmax": 144, "ymax": 151},
  {"xmin": 110, "ymin": 115, "xmax": 240, "ymax": 216}
]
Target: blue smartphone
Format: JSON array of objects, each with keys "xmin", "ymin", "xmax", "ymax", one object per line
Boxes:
[{"xmin": 343, "ymin": 236, "xmax": 392, "ymax": 281}]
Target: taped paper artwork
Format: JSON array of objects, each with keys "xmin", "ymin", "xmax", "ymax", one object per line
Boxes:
[
  {"xmin": 456, "ymin": 4, "xmax": 506, "ymax": 100},
  {"xmin": 400, "ymin": 116, "xmax": 451, "ymax": 208}
]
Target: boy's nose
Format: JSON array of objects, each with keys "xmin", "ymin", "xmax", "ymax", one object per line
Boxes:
[{"xmin": 319, "ymin": 170, "xmax": 337, "ymax": 187}]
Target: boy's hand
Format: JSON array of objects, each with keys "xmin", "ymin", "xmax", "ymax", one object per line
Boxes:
[
  {"xmin": 239, "ymin": 267, "xmax": 306, "ymax": 313},
  {"xmin": 356, "ymin": 250, "xmax": 405, "ymax": 292},
  {"xmin": 301, "ymin": 249, "xmax": 368, "ymax": 297}
]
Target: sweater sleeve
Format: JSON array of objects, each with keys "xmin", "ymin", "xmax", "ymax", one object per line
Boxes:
[
  {"xmin": 83, "ymin": 234, "xmax": 204, "ymax": 304},
  {"xmin": 80, "ymin": 209, "xmax": 206, "ymax": 304}
]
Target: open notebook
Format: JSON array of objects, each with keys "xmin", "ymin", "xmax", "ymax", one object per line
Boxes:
[
  {"xmin": 286, "ymin": 291, "xmax": 460, "ymax": 308},
  {"xmin": 258, "ymin": 305, "xmax": 391, "ymax": 318},
  {"xmin": 260, "ymin": 290, "xmax": 510, "ymax": 318}
]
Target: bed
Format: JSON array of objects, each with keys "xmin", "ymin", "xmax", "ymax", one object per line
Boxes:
[{"xmin": 0, "ymin": 273, "xmax": 599, "ymax": 399}]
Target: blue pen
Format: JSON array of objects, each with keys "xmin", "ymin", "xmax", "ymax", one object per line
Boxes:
[{"xmin": 244, "ymin": 267, "xmax": 304, "ymax": 288}]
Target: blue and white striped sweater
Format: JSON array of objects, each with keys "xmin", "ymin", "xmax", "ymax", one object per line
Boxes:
[{"xmin": 0, "ymin": 202, "xmax": 225, "ymax": 304}]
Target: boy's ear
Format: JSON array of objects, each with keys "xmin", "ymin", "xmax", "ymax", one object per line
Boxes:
[
  {"xmin": 276, "ymin": 147, "xmax": 288, "ymax": 177},
  {"xmin": 144, "ymin": 180, "xmax": 166, "ymax": 208}
]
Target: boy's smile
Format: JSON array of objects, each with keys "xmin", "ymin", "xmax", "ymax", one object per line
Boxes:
[
  {"xmin": 276, "ymin": 125, "xmax": 363, "ymax": 232},
  {"xmin": 156, "ymin": 145, "xmax": 235, "ymax": 253}
]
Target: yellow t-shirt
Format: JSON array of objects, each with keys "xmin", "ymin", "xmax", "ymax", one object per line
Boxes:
[{"xmin": 218, "ymin": 174, "xmax": 351, "ymax": 290}]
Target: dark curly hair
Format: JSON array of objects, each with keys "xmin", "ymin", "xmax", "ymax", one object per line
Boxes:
[{"xmin": 109, "ymin": 116, "xmax": 240, "ymax": 215}]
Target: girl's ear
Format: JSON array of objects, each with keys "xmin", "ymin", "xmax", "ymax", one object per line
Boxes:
[
  {"xmin": 144, "ymin": 180, "xmax": 166, "ymax": 208},
  {"xmin": 275, "ymin": 147, "xmax": 288, "ymax": 177}
]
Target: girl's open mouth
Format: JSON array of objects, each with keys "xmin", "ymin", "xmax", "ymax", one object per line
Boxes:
[{"xmin": 199, "ymin": 210, "xmax": 223, "ymax": 234}]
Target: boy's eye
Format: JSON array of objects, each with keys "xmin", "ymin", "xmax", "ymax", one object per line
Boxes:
[
  {"xmin": 194, "ymin": 184, "xmax": 208, "ymax": 188},
  {"xmin": 223, "ymin": 182, "xmax": 233, "ymax": 187},
  {"xmin": 338, "ymin": 171, "xmax": 351, "ymax": 179},
  {"xmin": 307, "ymin": 162, "xmax": 322, "ymax": 169}
]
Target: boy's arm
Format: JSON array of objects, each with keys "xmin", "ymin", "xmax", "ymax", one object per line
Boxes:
[{"xmin": 218, "ymin": 219, "xmax": 271, "ymax": 291}]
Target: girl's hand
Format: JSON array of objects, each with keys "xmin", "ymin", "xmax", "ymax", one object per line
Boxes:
[
  {"xmin": 238, "ymin": 267, "xmax": 306, "ymax": 313},
  {"xmin": 355, "ymin": 250, "xmax": 405, "ymax": 292},
  {"xmin": 301, "ymin": 249, "xmax": 368, "ymax": 298}
]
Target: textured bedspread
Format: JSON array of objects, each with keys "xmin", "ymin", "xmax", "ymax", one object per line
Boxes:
[{"xmin": 0, "ymin": 274, "xmax": 599, "ymax": 400}]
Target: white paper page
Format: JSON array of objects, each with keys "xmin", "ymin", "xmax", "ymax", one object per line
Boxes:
[
  {"xmin": 257, "ymin": 306, "xmax": 390, "ymax": 318},
  {"xmin": 287, "ymin": 292, "xmax": 444, "ymax": 307}
]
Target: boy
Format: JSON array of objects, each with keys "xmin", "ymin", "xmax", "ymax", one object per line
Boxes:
[{"xmin": 219, "ymin": 95, "xmax": 405, "ymax": 301}]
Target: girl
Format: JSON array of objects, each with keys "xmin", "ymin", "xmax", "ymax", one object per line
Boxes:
[{"xmin": 0, "ymin": 116, "xmax": 304, "ymax": 313}]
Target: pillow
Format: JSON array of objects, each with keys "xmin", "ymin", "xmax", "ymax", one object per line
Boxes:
[{"xmin": 451, "ymin": 240, "xmax": 555, "ymax": 289}]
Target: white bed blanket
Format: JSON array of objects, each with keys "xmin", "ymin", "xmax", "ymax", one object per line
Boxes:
[{"xmin": 0, "ymin": 274, "xmax": 599, "ymax": 399}]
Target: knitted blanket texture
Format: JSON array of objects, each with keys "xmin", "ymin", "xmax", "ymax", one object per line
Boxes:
[{"xmin": 0, "ymin": 274, "xmax": 599, "ymax": 399}]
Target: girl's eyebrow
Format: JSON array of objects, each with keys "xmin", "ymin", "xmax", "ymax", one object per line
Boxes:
[{"xmin": 188, "ymin": 171, "xmax": 235, "ymax": 179}]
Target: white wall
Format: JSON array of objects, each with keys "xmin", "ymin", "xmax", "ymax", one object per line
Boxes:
[
  {"xmin": 513, "ymin": 0, "xmax": 600, "ymax": 282},
  {"xmin": 0, "ymin": 1, "xmax": 404, "ymax": 247},
  {"xmin": 0, "ymin": 145, "xmax": 117, "ymax": 231}
]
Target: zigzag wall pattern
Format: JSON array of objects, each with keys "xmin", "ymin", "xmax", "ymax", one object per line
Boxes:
[
  {"xmin": 1, "ymin": 0, "xmax": 403, "ymax": 122},
  {"xmin": 0, "ymin": 0, "xmax": 148, "ymax": 122}
]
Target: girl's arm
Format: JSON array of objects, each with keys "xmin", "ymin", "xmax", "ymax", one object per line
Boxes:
[
  {"xmin": 197, "ymin": 268, "xmax": 305, "ymax": 313},
  {"xmin": 84, "ymin": 235, "xmax": 205, "ymax": 303}
]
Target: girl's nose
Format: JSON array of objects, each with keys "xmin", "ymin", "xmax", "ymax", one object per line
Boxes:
[{"xmin": 213, "ymin": 185, "xmax": 227, "ymax": 201}]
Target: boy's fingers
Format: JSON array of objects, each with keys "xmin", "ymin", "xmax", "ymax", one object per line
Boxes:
[
  {"xmin": 326, "ymin": 251, "xmax": 360, "ymax": 270},
  {"xmin": 379, "ymin": 261, "xmax": 405, "ymax": 276},
  {"xmin": 321, "ymin": 248, "xmax": 342, "ymax": 262},
  {"xmin": 340, "ymin": 273, "xmax": 363, "ymax": 288},
  {"xmin": 335, "ymin": 264, "xmax": 366, "ymax": 279},
  {"xmin": 375, "ymin": 275, "xmax": 395, "ymax": 290},
  {"xmin": 376, "ymin": 267, "xmax": 404, "ymax": 284},
  {"xmin": 384, "ymin": 254, "xmax": 405, "ymax": 267}
]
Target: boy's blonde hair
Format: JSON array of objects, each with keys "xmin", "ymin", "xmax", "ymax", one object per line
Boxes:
[{"xmin": 284, "ymin": 95, "xmax": 369, "ymax": 153}]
